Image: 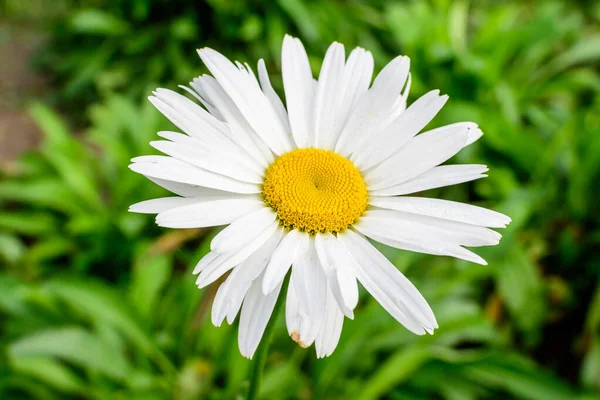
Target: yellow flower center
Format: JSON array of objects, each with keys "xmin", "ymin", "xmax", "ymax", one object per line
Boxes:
[{"xmin": 262, "ymin": 148, "xmax": 368, "ymax": 234}]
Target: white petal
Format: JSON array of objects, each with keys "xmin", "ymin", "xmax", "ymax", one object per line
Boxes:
[
  {"xmin": 353, "ymin": 91, "xmax": 449, "ymax": 169},
  {"xmin": 358, "ymin": 209, "xmax": 501, "ymax": 248},
  {"xmin": 198, "ymin": 48, "xmax": 292, "ymax": 155},
  {"xmin": 212, "ymin": 267, "xmax": 250, "ymax": 327},
  {"xmin": 465, "ymin": 125, "xmax": 483, "ymax": 146},
  {"xmin": 365, "ymin": 126, "xmax": 470, "ymax": 191},
  {"xmin": 335, "ymin": 56, "xmax": 410, "ymax": 157},
  {"xmin": 315, "ymin": 286, "xmax": 344, "ymax": 358},
  {"xmin": 129, "ymin": 197, "xmax": 200, "ymax": 214},
  {"xmin": 354, "ymin": 217, "xmax": 487, "ymax": 265},
  {"xmin": 149, "ymin": 89, "xmax": 228, "ymax": 144},
  {"xmin": 184, "ymin": 79, "xmax": 223, "ymax": 119},
  {"xmin": 313, "ymin": 42, "xmax": 345, "ymax": 149},
  {"xmin": 290, "ymin": 241, "xmax": 326, "ymax": 345},
  {"xmin": 146, "ymin": 176, "xmax": 252, "ymax": 199},
  {"xmin": 370, "ymin": 164, "xmax": 489, "ymax": 196},
  {"xmin": 156, "ymin": 198, "xmax": 264, "ymax": 229},
  {"xmin": 212, "ymin": 228, "xmax": 284, "ymax": 326},
  {"xmin": 338, "ymin": 229, "xmax": 437, "ymax": 333},
  {"xmin": 257, "ymin": 59, "xmax": 291, "ymax": 135},
  {"xmin": 369, "ymin": 197, "xmax": 511, "ymax": 228},
  {"xmin": 129, "ymin": 157, "xmax": 260, "ymax": 194},
  {"xmin": 193, "ymin": 251, "xmax": 219, "ymax": 275},
  {"xmin": 282, "ymin": 35, "xmax": 314, "ymax": 148},
  {"xmin": 145, "ymin": 176, "xmax": 233, "ymax": 198},
  {"xmin": 334, "ymin": 47, "xmax": 374, "ymax": 136},
  {"xmin": 285, "ymin": 281, "xmax": 311, "ymax": 348},
  {"xmin": 262, "ymin": 230, "xmax": 310, "ymax": 295},
  {"xmin": 190, "ymin": 75, "xmax": 273, "ymax": 166},
  {"xmin": 155, "ymin": 130, "xmax": 264, "ymax": 175},
  {"xmin": 211, "ymin": 208, "xmax": 277, "ymax": 253},
  {"xmin": 314, "ymin": 233, "xmax": 359, "ymax": 318},
  {"xmin": 150, "ymin": 140, "xmax": 263, "ymax": 184},
  {"xmin": 238, "ymin": 274, "xmax": 283, "ymax": 359},
  {"xmin": 195, "ymin": 220, "xmax": 279, "ymax": 288},
  {"xmin": 394, "ymin": 72, "xmax": 412, "ymax": 114}
]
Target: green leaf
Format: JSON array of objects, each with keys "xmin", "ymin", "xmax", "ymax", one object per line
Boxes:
[
  {"xmin": 42, "ymin": 279, "xmax": 175, "ymax": 375},
  {"xmin": 0, "ymin": 232, "xmax": 25, "ymax": 264},
  {"xmin": 462, "ymin": 352, "xmax": 575, "ymax": 400},
  {"xmin": 43, "ymin": 279, "xmax": 154, "ymax": 354},
  {"xmin": 357, "ymin": 346, "xmax": 432, "ymax": 400},
  {"xmin": 69, "ymin": 9, "xmax": 130, "ymax": 36},
  {"xmin": 550, "ymin": 34, "xmax": 600, "ymax": 74},
  {"xmin": 0, "ymin": 212, "xmax": 58, "ymax": 236},
  {"xmin": 130, "ymin": 252, "xmax": 172, "ymax": 318},
  {"xmin": 496, "ymin": 246, "xmax": 545, "ymax": 337},
  {"xmin": 0, "ymin": 180, "xmax": 82, "ymax": 215},
  {"xmin": 28, "ymin": 103, "xmax": 71, "ymax": 145},
  {"xmin": 8, "ymin": 327, "xmax": 132, "ymax": 380},
  {"xmin": 9, "ymin": 356, "xmax": 86, "ymax": 394}
]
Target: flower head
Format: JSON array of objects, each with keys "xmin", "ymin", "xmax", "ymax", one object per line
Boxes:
[{"xmin": 129, "ymin": 35, "xmax": 510, "ymax": 358}]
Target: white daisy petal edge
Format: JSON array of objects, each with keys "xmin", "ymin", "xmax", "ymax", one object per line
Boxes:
[{"xmin": 129, "ymin": 35, "xmax": 510, "ymax": 359}]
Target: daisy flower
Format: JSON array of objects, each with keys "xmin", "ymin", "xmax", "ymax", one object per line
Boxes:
[{"xmin": 129, "ymin": 35, "xmax": 510, "ymax": 359}]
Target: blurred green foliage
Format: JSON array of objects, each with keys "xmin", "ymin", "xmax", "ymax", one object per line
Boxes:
[{"xmin": 2, "ymin": 0, "xmax": 600, "ymax": 399}]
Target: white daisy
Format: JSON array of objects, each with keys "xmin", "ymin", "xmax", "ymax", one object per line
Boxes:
[{"xmin": 129, "ymin": 35, "xmax": 510, "ymax": 359}]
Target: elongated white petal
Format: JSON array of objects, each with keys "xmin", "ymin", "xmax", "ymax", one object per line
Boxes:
[
  {"xmin": 198, "ymin": 48, "xmax": 292, "ymax": 155},
  {"xmin": 156, "ymin": 131, "xmax": 264, "ymax": 176},
  {"xmin": 145, "ymin": 177, "xmax": 226, "ymax": 198},
  {"xmin": 396, "ymin": 72, "xmax": 412, "ymax": 114},
  {"xmin": 190, "ymin": 75, "xmax": 273, "ymax": 166},
  {"xmin": 369, "ymin": 197, "xmax": 511, "ymax": 228},
  {"xmin": 335, "ymin": 55, "xmax": 410, "ymax": 157},
  {"xmin": 359, "ymin": 209, "xmax": 501, "ymax": 247},
  {"xmin": 149, "ymin": 89, "xmax": 228, "ymax": 145},
  {"xmin": 315, "ymin": 286, "xmax": 344, "ymax": 358},
  {"xmin": 195, "ymin": 220, "xmax": 279, "ymax": 288},
  {"xmin": 145, "ymin": 176, "xmax": 253, "ymax": 200},
  {"xmin": 370, "ymin": 164, "xmax": 489, "ymax": 196},
  {"xmin": 156, "ymin": 198, "xmax": 263, "ymax": 228},
  {"xmin": 211, "ymin": 228, "xmax": 284, "ymax": 326},
  {"xmin": 238, "ymin": 274, "xmax": 283, "ymax": 359},
  {"xmin": 353, "ymin": 91, "xmax": 449, "ymax": 169},
  {"xmin": 211, "ymin": 207, "xmax": 277, "ymax": 253},
  {"xmin": 262, "ymin": 230, "xmax": 310, "ymax": 295},
  {"xmin": 335, "ymin": 48, "xmax": 374, "ymax": 136},
  {"xmin": 465, "ymin": 125, "xmax": 483, "ymax": 146},
  {"xmin": 286, "ymin": 281, "xmax": 311, "ymax": 348},
  {"xmin": 129, "ymin": 197, "xmax": 201, "ymax": 214},
  {"xmin": 313, "ymin": 42, "xmax": 345, "ymax": 149},
  {"xmin": 282, "ymin": 35, "xmax": 314, "ymax": 148},
  {"xmin": 357, "ymin": 223, "xmax": 487, "ymax": 265},
  {"xmin": 257, "ymin": 59, "xmax": 291, "ymax": 134},
  {"xmin": 290, "ymin": 241, "xmax": 326, "ymax": 345},
  {"xmin": 365, "ymin": 127, "xmax": 470, "ymax": 191},
  {"xmin": 212, "ymin": 266, "xmax": 251, "ymax": 327},
  {"xmin": 130, "ymin": 157, "xmax": 260, "ymax": 194},
  {"xmin": 292, "ymin": 241, "xmax": 324, "ymax": 314},
  {"xmin": 338, "ymin": 229, "xmax": 437, "ymax": 333},
  {"xmin": 150, "ymin": 140, "xmax": 263, "ymax": 184},
  {"xmin": 314, "ymin": 233, "xmax": 359, "ymax": 318},
  {"xmin": 353, "ymin": 211, "xmax": 493, "ymax": 264},
  {"xmin": 156, "ymin": 129, "xmax": 265, "ymax": 175}
]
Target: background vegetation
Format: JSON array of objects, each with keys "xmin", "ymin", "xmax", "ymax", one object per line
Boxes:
[{"xmin": 1, "ymin": 0, "xmax": 600, "ymax": 398}]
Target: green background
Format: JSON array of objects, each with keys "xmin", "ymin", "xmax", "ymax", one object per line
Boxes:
[{"xmin": 1, "ymin": 0, "xmax": 600, "ymax": 399}]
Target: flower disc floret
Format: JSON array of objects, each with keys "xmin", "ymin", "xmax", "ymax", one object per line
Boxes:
[{"xmin": 263, "ymin": 148, "xmax": 368, "ymax": 234}]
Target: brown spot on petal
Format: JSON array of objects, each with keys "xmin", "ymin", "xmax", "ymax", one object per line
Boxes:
[{"xmin": 290, "ymin": 331, "xmax": 309, "ymax": 348}]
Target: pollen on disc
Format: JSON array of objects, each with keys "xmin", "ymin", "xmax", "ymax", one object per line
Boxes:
[{"xmin": 262, "ymin": 148, "xmax": 368, "ymax": 234}]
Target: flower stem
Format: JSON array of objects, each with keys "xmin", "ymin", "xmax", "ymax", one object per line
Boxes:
[{"xmin": 246, "ymin": 292, "xmax": 284, "ymax": 400}]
